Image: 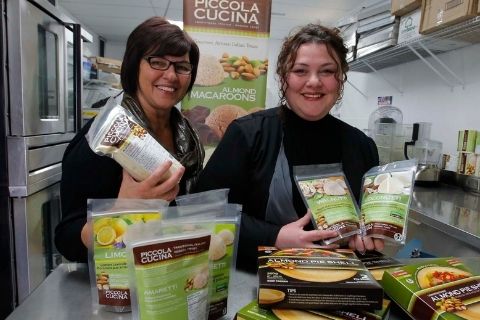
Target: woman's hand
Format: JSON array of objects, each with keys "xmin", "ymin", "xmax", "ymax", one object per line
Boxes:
[
  {"xmin": 118, "ymin": 160, "xmax": 185, "ymax": 202},
  {"xmin": 348, "ymin": 234, "xmax": 385, "ymax": 254},
  {"xmin": 275, "ymin": 210, "xmax": 339, "ymax": 249},
  {"xmin": 81, "ymin": 223, "xmax": 92, "ymax": 248}
]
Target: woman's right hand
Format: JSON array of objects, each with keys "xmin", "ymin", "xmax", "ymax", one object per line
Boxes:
[
  {"xmin": 118, "ymin": 160, "xmax": 185, "ymax": 202},
  {"xmin": 275, "ymin": 210, "xmax": 339, "ymax": 249}
]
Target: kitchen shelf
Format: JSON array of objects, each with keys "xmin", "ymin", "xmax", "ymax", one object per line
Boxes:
[{"xmin": 349, "ymin": 16, "xmax": 480, "ymax": 74}]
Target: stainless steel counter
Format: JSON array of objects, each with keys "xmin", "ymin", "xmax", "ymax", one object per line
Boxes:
[
  {"xmin": 6, "ymin": 184, "xmax": 480, "ymax": 319},
  {"xmin": 403, "ymin": 184, "xmax": 480, "ymax": 257},
  {"xmin": 9, "ymin": 259, "xmax": 480, "ymax": 320},
  {"xmin": 3, "ymin": 263, "xmax": 255, "ymax": 320},
  {"xmin": 8, "ymin": 263, "xmax": 414, "ymax": 320}
]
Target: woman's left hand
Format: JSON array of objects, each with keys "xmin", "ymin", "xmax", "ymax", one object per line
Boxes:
[{"xmin": 348, "ymin": 234, "xmax": 384, "ymax": 254}]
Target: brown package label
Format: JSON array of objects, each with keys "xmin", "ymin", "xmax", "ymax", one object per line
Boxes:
[
  {"xmin": 98, "ymin": 288, "xmax": 130, "ymax": 306},
  {"xmin": 412, "ymin": 278, "xmax": 480, "ymax": 319},
  {"xmin": 183, "ymin": 0, "xmax": 272, "ymax": 33},
  {"xmin": 133, "ymin": 235, "xmax": 211, "ymax": 266}
]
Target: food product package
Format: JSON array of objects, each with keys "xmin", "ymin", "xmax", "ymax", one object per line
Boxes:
[
  {"xmin": 382, "ymin": 257, "xmax": 480, "ymax": 319},
  {"xmin": 360, "ymin": 159, "xmax": 417, "ymax": 245},
  {"xmin": 236, "ymin": 299, "xmax": 391, "ymax": 320},
  {"xmin": 124, "ymin": 218, "xmax": 214, "ymax": 320},
  {"xmin": 87, "ymin": 98, "xmax": 183, "ymax": 181},
  {"xmin": 176, "ymin": 190, "xmax": 241, "ymax": 320},
  {"xmin": 257, "ymin": 247, "xmax": 383, "ymax": 310},
  {"xmin": 458, "ymin": 130, "xmax": 477, "ymax": 153},
  {"xmin": 294, "ymin": 163, "xmax": 361, "ymax": 245},
  {"xmin": 87, "ymin": 198, "xmax": 168, "ymax": 313},
  {"xmin": 355, "ymin": 250, "xmax": 404, "ymax": 281}
]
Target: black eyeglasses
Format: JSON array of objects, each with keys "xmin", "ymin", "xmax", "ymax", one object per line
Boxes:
[{"xmin": 144, "ymin": 56, "xmax": 193, "ymax": 75}]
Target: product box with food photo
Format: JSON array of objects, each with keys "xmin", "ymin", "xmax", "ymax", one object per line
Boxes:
[
  {"xmin": 356, "ymin": 250, "xmax": 404, "ymax": 281},
  {"xmin": 257, "ymin": 247, "xmax": 383, "ymax": 310},
  {"xmin": 382, "ymin": 257, "xmax": 480, "ymax": 319},
  {"xmin": 235, "ymin": 299, "xmax": 391, "ymax": 320}
]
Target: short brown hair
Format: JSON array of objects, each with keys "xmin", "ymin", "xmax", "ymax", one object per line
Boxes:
[
  {"xmin": 121, "ymin": 17, "xmax": 200, "ymax": 95},
  {"xmin": 276, "ymin": 24, "xmax": 349, "ymax": 104}
]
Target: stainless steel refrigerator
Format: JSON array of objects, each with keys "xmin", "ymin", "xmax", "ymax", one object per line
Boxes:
[{"xmin": 1, "ymin": 0, "xmax": 90, "ymax": 315}]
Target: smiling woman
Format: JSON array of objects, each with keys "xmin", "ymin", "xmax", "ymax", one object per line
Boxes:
[
  {"xmin": 196, "ymin": 23, "xmax": 383, "ymax": 273},
  {"xmin": 55, "ymin": 17, "xmax": 205, "ymax": 263}
]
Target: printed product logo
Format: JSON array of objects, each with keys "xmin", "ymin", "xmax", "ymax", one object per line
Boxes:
[
  {"xmin": 140, "ymin": 248, "xmax": 173, "ymax": 263},
  {"xmin": 102, "ymin": 115, "xmax": 135, "ymax": 147},
  {"xmin": 184, "ymin": 0, "xmax": 271, "ymax": 33},
  {"xmin": 193, "ymin": 0, "xmax": 260, "ymax": 25}
]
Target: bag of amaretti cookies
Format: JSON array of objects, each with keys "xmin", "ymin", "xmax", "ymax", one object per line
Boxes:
[
  {"xmin": 124, "ymin": 217, "xmax": 215, "ymax": 320},
  {"xmin": 176, "ymin": 189, "xmax": 241, "ymax": 320},
  {"xmin": 87, "ymin": 98, "xmax": 182, "ymax": 181},
  {"xmin": 87, "ymin": 198, "xmax": 168, "ymax": 314},
  {"xmin": 294, "ymin": 163, "xmax": 361, "ymax": 245},
  {"xmin": 123, "ymin": 201, "xmax": 241, "ymax": 320},
  {"xmin": 360, "ymin": 159, "xmax": 417, "ymax": 245}
]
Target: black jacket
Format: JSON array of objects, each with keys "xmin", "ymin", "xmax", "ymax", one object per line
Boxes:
[
  {"xmin": 196, "ymin": 107, "xmax": 379, "ymax": 272},
  {"xmin": 55, "ymin": 119, "xmax": 123, "ymax": 262},
  {"xmin": 55, "ymin": 115, "xmax": 202, "ymax": 262}
]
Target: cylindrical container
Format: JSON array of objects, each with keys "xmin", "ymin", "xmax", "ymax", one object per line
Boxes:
[
  {"xmin": 416, "ymin": 122, "xmax": 431, "ymax": 140},
  {"xmin": 457, "ymin": 130, "xmax": 477, "ymax": 152}
]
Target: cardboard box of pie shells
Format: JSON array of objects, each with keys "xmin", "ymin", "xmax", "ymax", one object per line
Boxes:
[
  {"xmin": 356, "ymin": 250, "xmax": 404, "ymax": 282},
  {"xmin": 235, "ymin": 299, "xmax": 391, "ymax": 320},
  {"xmin": 420, "ymin": 0, "xmax": 478, "ymax": 34},
  {"xmin": 382, "ymin": 257, "xmax": 480, "ymax": 320},
  {"xmin": 257, "ymin": 247, "xmax": 383, "ymax": 310}
]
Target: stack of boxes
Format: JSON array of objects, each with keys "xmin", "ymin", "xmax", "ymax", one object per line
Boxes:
[
  {"xmin": 356, "ymin": 0, "xmax": 400, "ymax": 59},
  {"xmin": 235, "ymin": 248, "xmax": 392, "ymax": 320},
  {"xmin": 338, "ymin": 21, "xmax": 358, "ymax": 62},
  {"xmin": 396, "ymin": 2, "xmax": 423, "ymax": 44},
  {"xmin": 391, "ymin": 0, "xmax": 421, "ymax": 17},
  {"xmin": 337, "ymin": 0, "xmax": 480, "ymax": 60},
  {"xmin": 457, "ymin": 129, "xmax": 480, "ymax": 176},
  {"xmin": 420, "ymin": 0, "xmax": 479, "ymax": 34}
]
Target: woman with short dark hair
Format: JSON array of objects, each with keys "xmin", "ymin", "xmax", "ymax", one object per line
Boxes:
[{"xmin": 55, "ymin": 17, "xmax": 204, "ymax": 262}]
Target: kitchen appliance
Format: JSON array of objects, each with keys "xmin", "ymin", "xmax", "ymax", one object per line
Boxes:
[
  {"xmin": 404, "ymin": 122, "xmax": 443, "ymax": 185},
  {"xmin": 368, "ymin": 105, "xmax": 409, "ymax": 165},
  {"xmin": 1, "ymin": 0, "xmax": 91, "ymax": 314}
]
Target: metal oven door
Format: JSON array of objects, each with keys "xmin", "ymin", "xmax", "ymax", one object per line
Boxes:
[
  {"xmin": 8, "ymin": 134, "xmax": 72, "ymax": 303},
  {"xmin": 7, "ymin": 0, "xmax": 67, "ymax": 136},
  {"xmin": 11, "ymin": 182, "xmax": 62, "ymax": 304}
]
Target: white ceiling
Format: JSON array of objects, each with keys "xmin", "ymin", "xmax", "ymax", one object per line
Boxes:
[{"xmin": 57, "ymin": 0, "xmax": 366, "ymax": 42}]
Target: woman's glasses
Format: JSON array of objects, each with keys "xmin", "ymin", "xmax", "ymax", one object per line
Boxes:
[{"xmin": 144, "ymin": 56, "xmax": 193, "ymax": 75}]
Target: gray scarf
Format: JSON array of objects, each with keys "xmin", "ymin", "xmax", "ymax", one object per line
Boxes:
[{"xmin": 121, "ymin": 93, "xmax": 204, "ymax": 193}]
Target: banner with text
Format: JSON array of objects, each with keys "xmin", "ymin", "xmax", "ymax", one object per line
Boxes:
[{"xmin": 182, "ymin": 0, "xmax": 271, "ymax": 147}]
